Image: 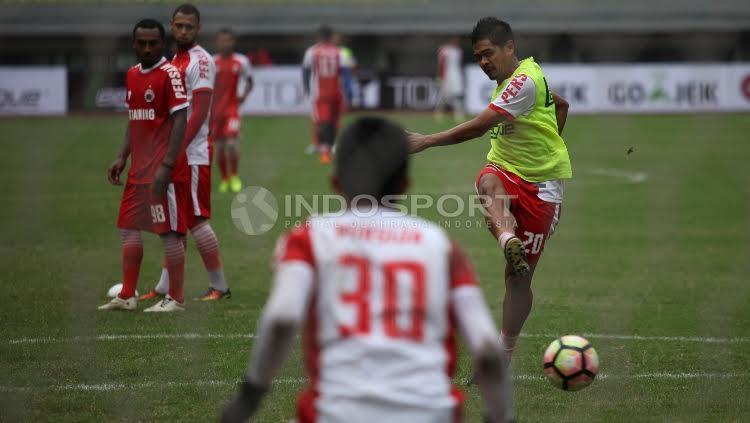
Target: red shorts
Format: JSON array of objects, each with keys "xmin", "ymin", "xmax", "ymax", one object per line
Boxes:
[
  {"xmin": 189, "ymin": 164, "xmax": 212, "ymax": 225},
  {"xmin": 312, "ymin": 96, "xmax": 344, "ymax": 125},
  {"xmin": 475, "ymin": 163, "xmax": 563, "ymax": 265},
  {"xmin": 211, "ymin": 108, "xmax": 241, "ymax": 140},
  {"xmin": 117, "ymin": 182, "xmax": 190, "ymax": 234}
]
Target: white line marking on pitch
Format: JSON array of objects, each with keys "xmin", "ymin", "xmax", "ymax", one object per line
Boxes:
[
  {"xmin": 6, "ymin": 332, "xmax": 748, "ymax": 346},
  {"xmin": 583, "ymin": 168, "xmax": 648, "ymax": 183},
  {"xmin": 2, "ymin": 373, "xmax": 748, "ymax": 393}
]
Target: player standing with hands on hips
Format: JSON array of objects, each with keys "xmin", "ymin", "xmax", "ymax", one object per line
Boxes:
[
  {"xmin": 99, "ymin": 19, "xmax": 190, "ymax": 312},
  {"xmin": 408, "ymin": 17, "xmax": 572, "ymax": 364},
  {"xmin": 221, "ymin": 117, "xmax": 513, "ymax": 423}
]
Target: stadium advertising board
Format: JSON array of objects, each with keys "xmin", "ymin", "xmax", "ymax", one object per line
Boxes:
[
  {"xmin": 239, "ymin": 66, "xmax": 310, "ymax": 115},
  {"xmin": 465, "ymin": 64, "xmax": 750, "ymax": 114},
  {"xmin": 0, "ymin": 67, "xmax": 67, "ymax": 115}
]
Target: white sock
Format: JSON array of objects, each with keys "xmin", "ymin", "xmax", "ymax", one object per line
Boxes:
[
  {"xmin": 154, "ymin": 267, "xmax": 169, "ymax": 294},
  {"xmin": 498, "ymin": 231, "xmax": 516, "ymax": 250}
]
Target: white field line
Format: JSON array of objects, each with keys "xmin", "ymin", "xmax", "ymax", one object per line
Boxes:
[
  {"xmin": 583, "ymin": 168, "xmax": 648, "ymax": 183},
  {"xmin": 6, "ymin": 332, "xmax": 748, "ymax": 346},
  {"xmin": 2, "ymin": 373, "xmax": 748, "ymax": 393}
]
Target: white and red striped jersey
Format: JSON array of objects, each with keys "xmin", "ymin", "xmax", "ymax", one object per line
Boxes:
[
  {"xmin": 302, "ymin": 42, "xmax": 353, "ymax": 100},
  {"xmin": 271, "ymin": 209, "xmax": 487, "ymax": 422},
  {"xmin": 171, "ymin": 44, "xmax": 215, "ymax": 165}
]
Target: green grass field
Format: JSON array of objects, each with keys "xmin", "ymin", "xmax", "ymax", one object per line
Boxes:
[{"xmin": 0, "ymin": 113, "xmax": 749, "ymax": 422}]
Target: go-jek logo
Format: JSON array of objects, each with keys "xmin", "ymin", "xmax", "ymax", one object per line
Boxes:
[
  {"xmin": 231, "ymin": 186, "xmax": 278, "ymax": 235},
  {"xmin": 608, "ymin": 72, "xmax": 718, "ymax": 107}
]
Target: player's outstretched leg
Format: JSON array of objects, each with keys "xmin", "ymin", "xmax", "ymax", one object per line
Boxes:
[
  {"xmin": 227, "ymin": 138, "xmax": 242, "ymax": 192},
  {"xmin": 476, "ymin": 173, "xmax": 530, "ymax": 275},
  {"xmin": 191, "ymin": 219, "xmax": 231, "ymax": 301},
  {"xmin": 145, "ymin": 232, "xmax": 186, "ymax": 312},
  {"xmin": 500, "ymin": 265, "xmax": 535, "ymax": 361},
  {"xmin": 99, "ymin": 229, "xmax": 142, "ymax": 311}
]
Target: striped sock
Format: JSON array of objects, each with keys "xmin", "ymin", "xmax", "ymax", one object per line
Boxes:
[
  {"xmin": 155, "ymin": 238, "xmax": 185, "ymax": 294},
  {"xmin": 191, "ymin": 222, "xmax": 229, "ymax": 292},
  {"xmin": 118, "ymin": 229, "xmax": 143, "ymax": 299},
  {"xmin": 162, "ymin": 234, "xmax": 185, "ymax": 304}
]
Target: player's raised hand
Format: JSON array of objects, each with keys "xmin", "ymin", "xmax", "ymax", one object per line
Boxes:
[
  {"xmin": 152, "ymin": 163, "xmax": 172, "ymax": 197},
  {"xmin": 406, "ymin": 130, "xmax": 430, "ymax": 154},
  {"xmin": 107, "ymin": 157, "xmax": 126, "ymax": 185}
]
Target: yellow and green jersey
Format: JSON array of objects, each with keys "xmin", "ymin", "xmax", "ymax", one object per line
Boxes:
[{"xmin": 486, "ymin": 57, "xmax": 572, "ymax": 182}]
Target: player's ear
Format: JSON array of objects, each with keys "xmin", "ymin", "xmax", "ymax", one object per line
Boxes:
[{"xmin": 504, "ymin": 39, "xmax": 515, "ymax": 55}]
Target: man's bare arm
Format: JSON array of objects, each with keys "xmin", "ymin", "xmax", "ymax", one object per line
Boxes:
[
  {"xmin": 107, "ymin": 126, "xmax": 131, "ymax": 185},
  {"xmin": 408, "ymin": 108, "xmax": 507, "ymax": 153},
  {"xmin": 152, "ymin": 108, "xmax": 187, "ymax": 196},
  {"xmin": 551, "ymin": 91, "xmax": 568, "ymax": 135},
  {"xmin": 238, "ymin": 76, "xmax": 254, "ymax": 104}
]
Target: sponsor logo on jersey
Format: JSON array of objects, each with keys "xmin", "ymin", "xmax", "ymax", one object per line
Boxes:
[
  {"xmin": 129, "ymin": 108, "xmax": 156, "ymax": 120},
  {"xmin": 500, "ymin": 73, "xmax": 528, "ymax": 104},
  {"xmin": 144, "ymin": 87, "xmax": 155, "ymax": 103}
]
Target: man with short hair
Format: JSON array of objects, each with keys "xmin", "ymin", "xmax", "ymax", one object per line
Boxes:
[
  {"xmin": 139, "ymin": 3, "xmax": 232, "ymax": 302},
  {"xmin": 408, "ymin": 17, "xmax": 572, "ymax": 363},
  {"xmin": 212, "ymin": 28, "xmax": 253, "ymax": 194},
  {"xmin": 221, "ymin": 117, "xmax": 513, "ymax": 423},
  {"xmin": 99, "ymin": 18, "xmax": 189, "ymax": 312}
]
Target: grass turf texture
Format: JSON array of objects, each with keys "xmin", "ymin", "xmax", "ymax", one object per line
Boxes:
[{"xmin": 0, "ymin": 113, "xmax": 749, "ymax": 422}]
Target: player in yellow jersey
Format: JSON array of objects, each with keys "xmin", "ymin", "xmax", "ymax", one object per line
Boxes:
[{"xmin": 408, "ymin": 17, "xmax": 571, "ymax": 363}]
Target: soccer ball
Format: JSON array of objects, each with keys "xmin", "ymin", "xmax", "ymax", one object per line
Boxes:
[
  {"xmin": 107, "ymin": 283, "xmax": 138, "ymax": 298},
  {"xmin": 543, "ymin": 335, "xmax": 599, "ymax": 391}
]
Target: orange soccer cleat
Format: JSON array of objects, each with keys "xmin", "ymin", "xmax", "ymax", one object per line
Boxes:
[
  {"xmin": 138, "ymin": 290, "xmax": 164, "ymax": 301},
  {"xmin": 194, "ymin": 288, "xmax": 232, "ymax": 302}
]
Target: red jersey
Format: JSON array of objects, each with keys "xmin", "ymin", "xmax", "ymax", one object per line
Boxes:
[
  {"xmin": 302, "ymin": 42, "xmax": 353, "ymax": 100},
  {"xmin": 125, "ymin": 57, "xmax": 189, "ymax": 184},
  {"xmin": 212, "ymin": 52, "xmax": 252, "ymax": 116}
]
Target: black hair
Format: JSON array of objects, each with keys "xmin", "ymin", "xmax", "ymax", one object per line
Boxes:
[
  {"xmin": 132, "ymin": 18, "xmax": 165, "ymax": 40},
  {"xmin": 319, "ymin": 25, "xmax": 333, "ymax": 41},
  {"xmin": 470, "ymin": 17, "xmax": 514, "ymax": 46},
  {"xmin": 172, "ymin": 3, "xmax": 200, "ymax": 23},
  {"xmin": 217, "ymin": 28, "xmax": 234, "ymax": 37},
  {"xmin": 335, "ymin": 117, "xmax": 410, "ymax": 201}
]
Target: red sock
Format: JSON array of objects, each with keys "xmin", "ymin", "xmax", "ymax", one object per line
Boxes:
[
  {"xmin": 119, "ymin": 229, "xmax": 143, "ymax": 299},
  {"xmin": 218, "ymin": 149, "xmax": 229, "ymax": 181},
  {"xmin": 162, "ymin": 234, "xmax": 185, "ymax": 303},
  {"xmin": 191, "ymin": 221, "xmax": 222, "ymax": 271},
  {"xmin": 229, "ymin": 149, "xmax": 239, "ymax": 176}
]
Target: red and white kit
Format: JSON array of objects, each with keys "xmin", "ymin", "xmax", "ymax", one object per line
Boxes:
[
  {"xmin": 118, "ymin": 57, "xmax": 190, "ymax": 234},
  {"xmin": 262, "ymin": 210, "xmax": 501, "ymax": 422},
  {"xmin": 212, "ymin": 52, "xmax": 252, "ymax": 140},
  {"xmin": 171, "ymin": 44, "xmax": 216, "ymax": 220},
  {"xmin": 302, "ymin": 42, "xmax": 353, "ymax": 136}
]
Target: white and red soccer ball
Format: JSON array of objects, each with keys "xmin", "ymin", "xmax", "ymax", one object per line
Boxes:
[{"xmin": 543, "ymin": 335, "xmax": 599, "ymax": 391}]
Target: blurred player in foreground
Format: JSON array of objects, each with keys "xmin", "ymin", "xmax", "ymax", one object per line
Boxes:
[
  {"xmin": 140, "ymin": 3, "xmax": 232, "ymax": 303},
  {"xmin": 212, "ymin": 28, "xmax": 253, "ymax": 194},
  {"xmin": 221, "ymin": 117, "xmax": 512, "ymax": 423},
  {"xmin": 435, "ymin": 36, "xmax": 466, "ymax": 122},
  {"xmin": 99, "ymin": 19, "xmax": 189, "ymax": 312},
  {"xmin": 408, "ymin": 17, "xmax": 571, "ymax": 363},
  {"xmin": 302, "ymin": 25, "xmax": 354, "ymax": 164}
]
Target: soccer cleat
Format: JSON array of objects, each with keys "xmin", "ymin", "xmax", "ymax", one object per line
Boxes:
[
  {"xmin": 144, "ymin": 295, "xmax": 185, "ymax": 312},
  {"xmin": 194, "ymin": 287, "xmax": 232, "ymax": 301},
  {"xmin": 138, "ymin": 289, "xmax": 164, "ymax": 301},
  {"xmin": 503, "ymin": 236, "xmax": 530, "ymax": 275},
  {"xmin": 219, "ymin": 180, "xmax": 229, "ymax": 193},
  {"xmin": 319, "ymin": 151, "xmax": 332, "ymax": 165},
  {"xmin": 98, "ymin": 296, "xmax": 137, "ymax": 311},
  {"xmin": 229, "ymin": 176, "xmax": 243, "ymax": 193}
]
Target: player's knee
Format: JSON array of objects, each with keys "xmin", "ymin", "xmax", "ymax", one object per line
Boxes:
[{"xmin": 477, "ymin": 174, "xmax": 503, "ymax": 197}]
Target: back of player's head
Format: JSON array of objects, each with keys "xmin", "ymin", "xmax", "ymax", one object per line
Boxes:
[
  {"xmin": 319, "ymin": 25, "xmax": 333, "ymax": 41},
  {"xmin": 173, "ymin": 3, "xmax": 200, "ymax": 22},
  {"xmin": 132, "ymin": 18, "xmax": 165, "ymax": 40},
  {"xmin": 335, "ymin": 117, "xmax": 410, "ymax": 202},
  {"xmin": 471, "ymin": 17, "xmax": 513, "ymax": 46}
]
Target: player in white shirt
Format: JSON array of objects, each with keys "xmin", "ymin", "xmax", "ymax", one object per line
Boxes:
[
  {"xmin": 222, "ymin": 117, "xmax": 513, "ymax": 423},
  {"xmin": 435, "ymin": 37, "xmax": 466, "ymax": 122}
]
